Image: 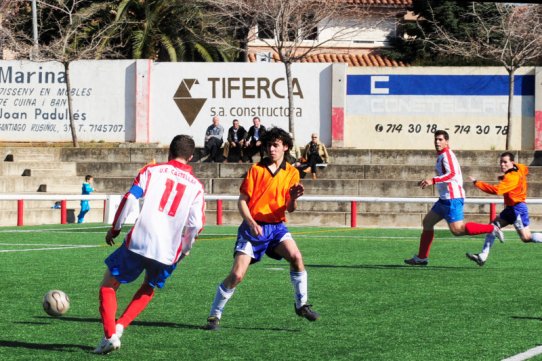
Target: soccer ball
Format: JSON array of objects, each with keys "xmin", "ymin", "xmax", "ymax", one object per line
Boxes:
[{"xmin": 43, "ymin": 290, "xmax": 70, "ymax": 317}]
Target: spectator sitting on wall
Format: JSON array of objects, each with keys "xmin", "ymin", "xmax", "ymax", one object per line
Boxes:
[
  {"xmin": 223, "ymin": 119, "xmax": 247, "ymax": 163},
  {"xmin": 302, "ymin": 133, "xmax": 329, "ymax": 180},
  {"xmin": 202, "ymin": 116, "xmax": 224, "ymax": 163},
  {"xmin": 243, "ymin": 117, "xmax": 266, "ymax": 163}
]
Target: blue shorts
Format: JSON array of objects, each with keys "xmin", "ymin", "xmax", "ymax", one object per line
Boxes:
[
  {"xmin": 105, "ymin": 243, "xmax": 177, "ymax": 289},
  {"xmin": 431, "ymin": 198, "xmax": 464, "ymax": 223},
  {"xmin": 234, "ymin": 221, "xmax": 292, "ymax": 264},
  {"xmin": 500, "ymin": 203, "xmax": 530, "ymax": 227}
]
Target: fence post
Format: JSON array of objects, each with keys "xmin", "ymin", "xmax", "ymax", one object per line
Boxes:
[
  {"xmin": 490, "ymin": 203, "xmax": 496, "ymax": 222},
  {"xmin": 217, "ymin": 199, "xmax": 223, "ymax": 225},
  {"xmin": 350, "ymin": 201, "xmax": 357, "ymax": 228},
  {"xmin": 60, "ymin": 200, "xmax": 67, "ymax": 224},
  {"xmin": 103, "ymin": 199, "xmax": 107, "ymax": 222},
  {"xmin": 17, "ymin": 199, "xmax": 24, "ymax": 226}
]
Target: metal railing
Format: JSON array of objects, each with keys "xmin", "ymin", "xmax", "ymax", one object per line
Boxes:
[{"xmin": 2, "ymin": 194, "xmax": 542, "ymax": 227}]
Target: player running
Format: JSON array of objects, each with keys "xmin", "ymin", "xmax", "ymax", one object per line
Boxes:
[
  {"xmin": 203, "ymin": 127, "xmax": 319, "ymax": 331},
  {"xmin": 94, "ymin": 135, "xmax": 205, "ymax": 354},
  {"xmin": 404, "ymin": 130, "xmax": 503, "ymax": 266},
  {"xmin": 466, "ymin": 152, "xmax": 542, "ymax": 266}
]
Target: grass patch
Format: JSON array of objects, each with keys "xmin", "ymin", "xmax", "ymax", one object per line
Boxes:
[{"xmin": 0, "ymin": 224, "xmax": 541, "ymax": 360}]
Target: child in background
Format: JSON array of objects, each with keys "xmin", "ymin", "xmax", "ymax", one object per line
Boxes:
[{"xmin": 78, "ymin": 175, "xmax": 95, "ymax": 223}]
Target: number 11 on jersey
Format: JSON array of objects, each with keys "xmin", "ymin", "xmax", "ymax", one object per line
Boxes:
[{"xmin": 159, "ymin": 179, "xmax": 186, "ymax": 216}]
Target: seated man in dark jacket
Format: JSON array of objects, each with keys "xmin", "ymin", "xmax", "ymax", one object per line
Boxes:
[
  {"xmin": 223, "ymin": 119, "xmax": 247, "ymax": 163},
  {"xmin": 242, "ymin": 117, "xmax": 266, "ymax": 163}
]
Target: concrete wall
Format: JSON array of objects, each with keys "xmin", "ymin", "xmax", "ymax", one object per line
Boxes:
[{"xmin": 1, "ymin": 60, "xmax": 541, "ymax": 150}]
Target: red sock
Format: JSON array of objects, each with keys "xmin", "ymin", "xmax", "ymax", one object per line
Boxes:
[
  {"xmin": 418, "ymin": 230, "xmax": 434, "ymax": 259},
  {"xmin": 117, "ymin": 284, "xmax": 155, "ymax": 328},
  {"xmin": 99, "ymin": 287, "xmax": 117, "ymax": 338},
  {"xmin": 465, "ymin": 222, "xmax": 494, "ymax": 235}
]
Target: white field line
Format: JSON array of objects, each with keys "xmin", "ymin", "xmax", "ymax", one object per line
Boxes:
[
  {"xmin": 502, "ymin": 346, "xmax": 542, "ymax": 361},
  {"xmin": 0, "ymin": 245, "xmax": 100, "ymax": 253},
  {"xmin": 0, "ymin": 243, "xmax": 91, "ymax": 246},
  {"xmin": 0, "ymin": 226, "xmax": 109, "ymax": 233}
]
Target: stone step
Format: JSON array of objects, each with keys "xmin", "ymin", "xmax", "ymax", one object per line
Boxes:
[
  {"xmin": 0, "ymin": 176, "xmax": 86, "ymax": 193},
  {"xmin": 57, "ymin": 147, "xmax": 542, "ymax": 167},
  {"xmin": 75, "ymin": 161, "xmax": 542, "ymax": 181},
  {"xmin": 2, "ymin": 147, "xmax": 60, "ymax": 162},
  {"xmin": 0, "ymin": 162, "xmax": 76, "ymax": 176},
  {"xmin": 210, "ymin": 178, "xmax": 542, "ymax": 198}
]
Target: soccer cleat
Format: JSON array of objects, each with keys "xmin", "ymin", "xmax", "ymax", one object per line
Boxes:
[
  {"xmin": 466, "ymin": 253, "xmax": 486, "ymax": 267},
  {"xmin": 295, "ymin": 304, "xmax": 320, "ymax": 321},
  {"xmin": 404, "ymin": 255, "xmax": 428, "ymax": 266},
  {"xmin": 93, "ymin": 334, "xmax": 121, "ymax": 354},
  {"xmin": 492, "ymin": 225, "xmax": 505, "ymax": 243},
  {"xmin": 115, "ymin": 324, "xmax": 124, "ymax": 339},
  {"xmin": 203, "ymin": 316, "xmax": 220, "ymax": 331}
]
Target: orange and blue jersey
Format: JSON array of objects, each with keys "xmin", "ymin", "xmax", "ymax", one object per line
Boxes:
[
  {"xmin": 240, "ymin": 158, "xmax": 300, "ymax": 223},
  {"xmin": 474, "ymin": 163, "xmax": 528, "ymax": 206}
]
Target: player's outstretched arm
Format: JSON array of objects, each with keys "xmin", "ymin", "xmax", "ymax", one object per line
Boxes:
[{"xmin": 287, "ymin": 183, "xmax": 304, "ymax": 213}]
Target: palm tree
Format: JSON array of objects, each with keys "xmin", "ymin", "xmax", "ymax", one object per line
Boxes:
[{"xmin": 106, "ymin": 0, "xmax": 234, "ymax": 61}]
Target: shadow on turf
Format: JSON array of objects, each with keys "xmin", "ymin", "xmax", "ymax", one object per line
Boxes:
[
  {"xmin": 512, "ymin": 316, "xmax": 542, "ymax": 322},
  {"xmin": 25, "ymin": 316, "xmax": 203, "ymax": 330},
  {"xmin": 21, "ymin": 316, "xmax": 300, "ymax": 333},
  {"xmin": 0, "ymin": 340, "xmax": 93, "ymax": 352},
  {"xmin": 307, "ymin": 263, "xmax": 479, "ymax": 270}
]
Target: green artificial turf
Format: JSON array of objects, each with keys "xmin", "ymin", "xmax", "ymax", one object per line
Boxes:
[{"xmin": 1, "ymin": 224, "xmax": 542, "ymax": 360}]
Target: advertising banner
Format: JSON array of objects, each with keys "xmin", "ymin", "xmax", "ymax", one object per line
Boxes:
[
  {"xmin": 0, "ymin": 60, "xmax": 135, "ymax": 142},
  {"xmin": 345, "ymin": 67, "xmax": 535, "ymax": 150}
]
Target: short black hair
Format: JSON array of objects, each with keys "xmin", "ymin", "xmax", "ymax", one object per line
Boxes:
[
  {"xmin": 169, "ymin": 134, "xmax": 195, "ymax": 161},
  {"xmin": 500, "ymin": 151, "xmax": 515, "ymax": 161},
  {"xmin": 434, "ymin": 130, "xmax": 449, "ymax": 140},
  {"xmin": 261, "ymin": 127, "xmax": 293, "ymax": 150},
  {"xmin": 85, "ymin": 175, "xmax": 93, "ymax": 181}
]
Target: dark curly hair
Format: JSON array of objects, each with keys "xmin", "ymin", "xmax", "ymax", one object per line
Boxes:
[{"xmin": 261, "ymin": 127, "xmax": 293, "ymax": 150}]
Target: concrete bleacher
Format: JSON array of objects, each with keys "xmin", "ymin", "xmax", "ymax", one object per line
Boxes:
[{"xmin": 1, "ymin": 145, "xmax": 542, "ymax": 228}]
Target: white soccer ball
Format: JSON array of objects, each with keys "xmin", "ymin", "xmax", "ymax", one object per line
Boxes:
[{"xmin": 43, "ymin": 290, "xmax": 70, "ymax": 317}]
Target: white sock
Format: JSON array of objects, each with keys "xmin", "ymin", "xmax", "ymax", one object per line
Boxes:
[
  {"xmin": 480, "ymin": 233, "xmax": 496, "ymax": 261},
  {"xmin": 530, "ymin": 233, "xmax": 542, "ymax": 243},
  {"xmin": 290, "ymin": 271, "xmax": 308, "ymax": 309},
  {"xmin": 209, "ymin": 283, "xmax": 235, "ymax": 319}
]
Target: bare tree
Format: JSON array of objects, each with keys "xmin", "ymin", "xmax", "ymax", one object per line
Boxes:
[
  {"xmin": 2, "ymin": 0, "xmax": 120, "ymax": 147},
  {"xmin": 419, "ymin": 3, "xmax": 542, "ymax": 150},
  {"xmin": 40, "ymin": 1, "xmax": 125, "ymax": 147},
  {"xmin": 202, "ymin": 0, "xmax": 369, "ymax": 138}
]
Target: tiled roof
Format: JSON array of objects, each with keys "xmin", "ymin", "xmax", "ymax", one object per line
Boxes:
[{"xmin": 248, "ymin": 52, "xmax": 407, "ymax": 67}]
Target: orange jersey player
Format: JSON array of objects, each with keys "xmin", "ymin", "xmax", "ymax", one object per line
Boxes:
[
  {"xmin": 466, "ymin": 152, "xmax": 542, "ymax": 266},
  {"xmin": 203, "ymin": 127, "xmax": 319, "ymax": 331}
]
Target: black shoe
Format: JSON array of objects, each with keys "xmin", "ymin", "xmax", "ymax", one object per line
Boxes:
[
  {"xmin": 466, "ymin": 252, "xmax": 486, "ymax": 266},
  {"xmin": 404, "ymin": 256, "xmax": 428, "ymax": 266},
  {"xmin": 202, "ymin": 316, "xmax": 220, "ymax": 330},
  {"xmin": 295, "ymin": 304, "xmax": 320, "ymax": 321}
]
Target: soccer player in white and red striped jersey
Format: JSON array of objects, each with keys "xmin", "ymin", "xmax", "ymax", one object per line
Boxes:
[
  {"xmin": 404, "ymin": 130, "xmax": 503, "ymax": 266},
  {"xmin": 94, "ymin": 135, "xmax": 205, "ymax": 354}
]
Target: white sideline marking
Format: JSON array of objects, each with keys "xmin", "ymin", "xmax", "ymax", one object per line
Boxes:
[
  {"xmin": 0, "ymin": 243, "xmax": 89, "ymax": 246},
  {"xmin": 0, "ymin": 245, "xmax": 100, "ymax": 253},
  {"xmin": 502, "ymin": 346, "xmax": 542, "ymax": 361},
  {"xmin": 0, "ymin": 226, "xmax": 108, "ymax": 233}
]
